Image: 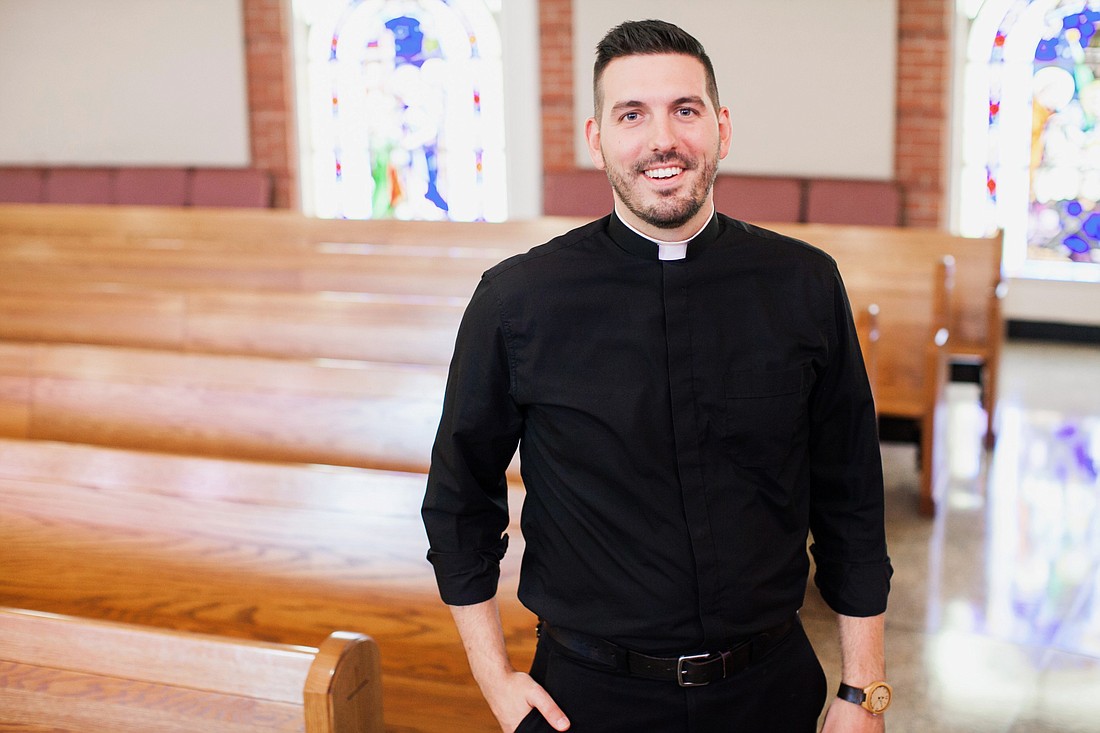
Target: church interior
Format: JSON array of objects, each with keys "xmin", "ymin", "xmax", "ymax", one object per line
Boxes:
[{"xmin": 0, "ymin": 1, "xmax": 1098, "ymax": 731}]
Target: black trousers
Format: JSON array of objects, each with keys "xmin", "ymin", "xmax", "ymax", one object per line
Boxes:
[{"xmin": 516, "ymin": 621, "xmax": 827, "ymax": 733}]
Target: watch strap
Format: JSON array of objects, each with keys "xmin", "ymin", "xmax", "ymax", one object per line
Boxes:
[{"xmin": 837, "ymin": 682, "xmax": 866, "ymax": 706}]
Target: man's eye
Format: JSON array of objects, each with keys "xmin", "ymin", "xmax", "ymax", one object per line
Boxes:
[
  {"xmin": 622, "ymin": 112, "xmax": 640, "ymax": 122},
  {"xmin": 676, "ymin": 108, "xmax": 698, "ymax": 117}
]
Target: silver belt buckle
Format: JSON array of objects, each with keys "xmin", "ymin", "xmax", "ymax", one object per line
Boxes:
[{"xmin": 676, "ymin": 652, "xmax": 712, "ymax": 687}]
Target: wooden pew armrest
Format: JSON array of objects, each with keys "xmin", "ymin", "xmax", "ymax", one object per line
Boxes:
[{"xmin": 305, "ymin": 631, "xmax": 385, "ymax": 733}]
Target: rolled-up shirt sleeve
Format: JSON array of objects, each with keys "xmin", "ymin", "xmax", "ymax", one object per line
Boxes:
[
  {"xmin": 807, "ymin": 269, "xmax": 893, "ymax": 617},
  {"xmin": 422, "ymin": 276, "xmax": 524, "ymax": 606}
]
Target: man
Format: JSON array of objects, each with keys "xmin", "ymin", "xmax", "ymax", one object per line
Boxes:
[{"xmin": 423, "ymin": 19, "xmax": 892, "ymax": 733}]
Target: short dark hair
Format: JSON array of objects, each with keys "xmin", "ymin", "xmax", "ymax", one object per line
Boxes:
[{"xmin": 593, "ymin": 19, "xmax": 720, "ymax": 120}]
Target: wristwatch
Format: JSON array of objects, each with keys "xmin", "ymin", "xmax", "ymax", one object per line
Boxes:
[{"xmin": 837, "ymin": 681, "xmax": 892, "ymax": 714}]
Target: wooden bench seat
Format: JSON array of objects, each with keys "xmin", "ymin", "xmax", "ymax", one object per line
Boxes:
[
  {"xmin": 0, "ymin": 285, "xmax": 466, "ymax": 364},
  {"xmin": 0, "ymin": 342, "xmax": 457, "ymax": 475},
  {"xmin": 0, "ymin": 437, "xmax": 531, "ymax": 732},
  {"xmin": 0, "ymin": 607, "xmax": 382, "ymax": 733}
]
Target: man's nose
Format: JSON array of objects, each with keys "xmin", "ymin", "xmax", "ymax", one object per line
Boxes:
[{"xmin": 649, "ymin": 116, "xmax": 678, "ymax": 151}]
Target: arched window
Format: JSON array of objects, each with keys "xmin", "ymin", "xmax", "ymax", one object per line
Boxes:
[
  {"xmin": 959, "ymin": 0, "xmax": 1100, "ymax": 282},
  {"xmin": 293, "ymin": 0, "xmax": 507, "ymax": 221}
]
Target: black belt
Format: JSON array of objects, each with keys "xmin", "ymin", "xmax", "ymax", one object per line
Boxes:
[{"xmin": 538, "ymin": 615, "xmax": 797, "ymax": 688}]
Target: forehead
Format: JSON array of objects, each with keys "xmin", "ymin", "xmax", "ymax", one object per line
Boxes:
[{"xmin": 599, "ymin": 53, "xmax": 712, "ymax": 108}]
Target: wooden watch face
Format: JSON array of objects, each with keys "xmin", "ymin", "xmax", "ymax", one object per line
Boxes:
[{"xmin": 867, "ymin": 683, "xmax": 892, "ymax": 713}]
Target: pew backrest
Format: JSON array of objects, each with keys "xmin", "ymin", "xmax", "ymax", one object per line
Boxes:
[
  {"xmin": 0, "ymin": 202, "xmax": 587, "ymax": 253},
  {"xmin": 0, "ymin": 341, "xmax": 453, "ymax": 475},
  {"xmin": 850, "ymin": 256, "xmax": 955, "ymax": 515},
  {"xmin": 0, "ymin": 607, "xmax": 383, "ymax": 732},
  {"xmin": 767, "ymin": 221, "xmax": 1004, "ymax": 442}
]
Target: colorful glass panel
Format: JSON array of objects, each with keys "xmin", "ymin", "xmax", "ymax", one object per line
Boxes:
[
  {"xmin": 298, "ymin": 0, "xmax": 506, "ymax": 221},
  {"xmin": 1029, "ymin": 7, "xmax": 1100, "ymax": 268},
  {"xmin": 964, "ymin": 0, "xmax": 1100, "ymax": 280}
]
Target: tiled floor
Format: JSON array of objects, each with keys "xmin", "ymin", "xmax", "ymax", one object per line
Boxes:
[{"xmin": 804, "ymin": 339, "xmax": 1100, "ymax": 732}]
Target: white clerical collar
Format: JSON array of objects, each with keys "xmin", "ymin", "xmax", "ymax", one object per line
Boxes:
[{"xmin": 614, "ymin": 206, "xmax": 716, "ymax": 261}]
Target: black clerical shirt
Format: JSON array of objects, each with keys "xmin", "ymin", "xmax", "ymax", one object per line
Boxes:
[{"xmin": 422, "ymin": 212, "xmax": 891, "ymax": 654}]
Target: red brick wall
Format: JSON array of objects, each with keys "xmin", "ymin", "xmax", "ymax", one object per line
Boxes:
[
  {"xmin": 540, "ymin": 0, "xmax": 577, "ymax": 172},
  {"xmin": 896, "ymin": 0, "xmax": 952, "ymax": 227},
  {"xmin": 244, "ymin": 0, "xmax": 951, "ymax": 225},
  {"xmin": 242, "ymin": 0, "xmax": 296, "ymax": 209}
]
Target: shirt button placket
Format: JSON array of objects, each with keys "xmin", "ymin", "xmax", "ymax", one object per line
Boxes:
[{"xmin": 661, "ymin": 260, "xmax": 723, "ymax": 641}]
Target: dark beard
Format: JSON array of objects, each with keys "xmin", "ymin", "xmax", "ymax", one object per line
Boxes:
[{"xmin": 604, "ymin": 151, "xmax": 719, "ymax": 230}]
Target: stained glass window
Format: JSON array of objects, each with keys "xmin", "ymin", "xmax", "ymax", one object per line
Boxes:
[
  {"xmin": 961, "ymin": 0, "xmax": 1100, "ymax": 282},
  {"xmin": 294, "ymin": 0, "xmax": 506, "ymax": 221}
]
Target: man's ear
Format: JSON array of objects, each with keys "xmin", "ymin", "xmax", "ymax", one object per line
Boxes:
[
  {"xmin": 717, "ymin": 106, "xmax": 732, "ymax": 160},
  {"xmin": 584, "ymin": 117, "xmax": 606, "ymax": 170}
]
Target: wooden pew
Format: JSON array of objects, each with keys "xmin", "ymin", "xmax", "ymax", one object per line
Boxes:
[
  {"xmin": 0, "ymin": 437, "xmax": 532, "ymax": 732},
  {"xmin": 1, "ymin": 208, "xmax": 1004, "ymax": 433},
  {"xmin": 0, "ymin": 341, "xmax": 454, "ymax": 475},
  {"xmin": 766, "ymin": 222, "xmax": 1005, "ymax": 444},
  {"xmin": 0, "ymin": 241, "xmax": 498, "ymax": 297},
  {"xmin": 0, "ymin": 205, "xmax": 989, "ymax": 512},
  {"xmin": 0, "ymin": 286, "xmax": 943, "ymax": 516},
  {"xmin": 856, "ymin": 257, "xmax": 955, "ymax": 516},
  {"xmin": 0, "ymin": 285, "xmax": 466, "ymax": 365},
  {"xmin": 0, "ymin": 608, "xmax": 382, "ymax": 733},
  {"xmin": 847, "ymin": 259, "xmax": 954, "ymax": 515},
  {"xmin": 0, "ymin": 202, "xmax": 586, "ymax": 254},
  {"xmin": 1, "ymin": 205, "xmax": 1003, "ymax": 374}
]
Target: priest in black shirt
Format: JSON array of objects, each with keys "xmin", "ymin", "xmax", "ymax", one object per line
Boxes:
[{"xmin": 423, "ymin": 19, "xmax": 892, "ymax": 733}]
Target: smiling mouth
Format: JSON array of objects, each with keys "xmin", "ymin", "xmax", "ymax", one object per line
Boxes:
[{"xmin": 644, "ymin": 166, "xmax": 684, "ymax": 180}]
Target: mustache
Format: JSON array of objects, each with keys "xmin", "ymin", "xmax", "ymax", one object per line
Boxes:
[{"xmin": 634, "ymin": 154, "xmax": 695, "ymax": 173}]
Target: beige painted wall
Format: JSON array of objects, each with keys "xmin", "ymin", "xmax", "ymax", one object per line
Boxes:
[
  {"xmin": 0, "ymin": 0, "xmax": 250, "ymax": 166},
  {"xmin": 573, "ymin": 1, "xmax": 898, "ymax": 179}
]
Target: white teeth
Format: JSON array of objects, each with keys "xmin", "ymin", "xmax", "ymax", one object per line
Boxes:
[{"xmin": 645, "ymin": 167, "xmax": 682, "ymax": 179}]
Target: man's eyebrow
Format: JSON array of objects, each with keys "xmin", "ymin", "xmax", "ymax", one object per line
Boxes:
[
  {"xmin": 672, "ymin": 95, "xmax": 707, "ymax": 107},
  {"xmin": 608, "ymin": 99, "xmax": 648, "ymax": 114},
  {"xmin": 609, "ymin": 95, "xmax": 707, "ymax": 114}
]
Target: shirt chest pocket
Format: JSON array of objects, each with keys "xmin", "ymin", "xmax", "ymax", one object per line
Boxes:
[{"xmin": 724, "ymin": 367, "xmax": 807, "ymax": 468}]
